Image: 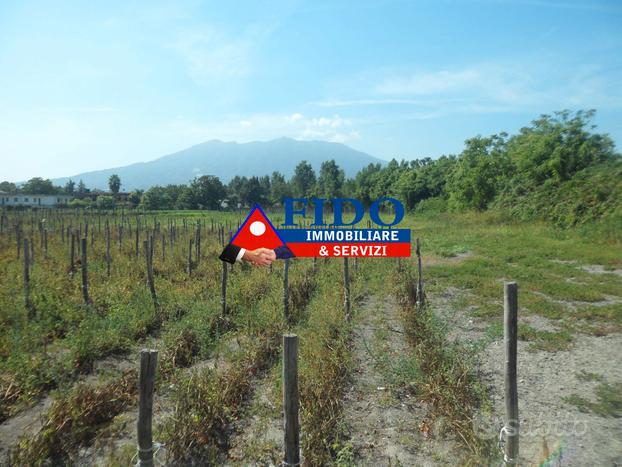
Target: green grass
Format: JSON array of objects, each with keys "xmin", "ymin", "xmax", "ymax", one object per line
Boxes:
[
  {"xmin": 563, "ymin": 382, "xmax": 622, "ymax": 418},
  {"xmin": 575, "ymin": 370, "xmax": 605, "ymax": 383},
  {"xmin": 403, "ymin": 211, "xmax": 621, "ymax": 343}
]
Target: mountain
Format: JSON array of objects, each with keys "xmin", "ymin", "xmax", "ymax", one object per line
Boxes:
[{"xmin": 51, "ymin": 138, "xmax": 384, "ymax": 191}]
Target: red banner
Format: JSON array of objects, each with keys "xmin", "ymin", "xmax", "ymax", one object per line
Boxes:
[{"xmin": 287, "ymin": 242, "xmax": 411, "ymax": 257}]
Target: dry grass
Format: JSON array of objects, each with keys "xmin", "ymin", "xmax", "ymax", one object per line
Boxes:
[{"xmin": 10, "ymin": 371, "xmax": 137, "ymax": 465}]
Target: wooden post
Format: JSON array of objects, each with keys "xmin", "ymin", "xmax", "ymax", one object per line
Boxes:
[
  {"xmin": 105, "ymin": 220, "xmax": 111, "ymax": 277},
  {"xmin": 135, "ymin": 226, "xmax": 140, "ymax": 257},
  {"xmin": 137, "ymin": 349, "xmax": 158, "ymax": 467},
  {"xmin": 144, "ymin": 240, "xmax": 158, "ymax": 309},
  {"xmin": 41, "ymin": 229, "xmax": 47, "ymax": 259},
  {"xmin": 195, "ymin": 225, "xmax": 201, "ymax": 265},
  {"xmin": 70, "ymin": 231, "xmax": 76, "ymax": 277},
  {"xmin": 186, "ymin": 239, "xmax": 193, "ymax": 275},
  {"xmin": 16, "ymin": 225, "xmax": 21, "ymax": 259},
  {"xmin": 503, "ymin": 282, "xmax": 519, "ymax": 465},
  {"xmin": 416, "ymin": 238, "xmax": 425, "ymax": 308},
  {"xmin": 283, "ymin": 258, "xmax": 290, "ymax": 322},
  {"xmin": 23, "ymin": 238, "xmax": 31, "ymax": 312},
  {"xmin": 283, "ymin": 334, "xmax": 300, "ymax": 466},
  {"xmin": 80, "ymin": 237, "xmax": 90, "ymax": 305},
  {"xmin": 344, "ymin": 257, "xmax": 351, "ymax": 322},
  {"xmin": 161, "ymin": 233, "xmax": 166, "ymax": 262},
  {"xmin": 220, "ymin": 260, "xmax": 227, "ymax": 315}
]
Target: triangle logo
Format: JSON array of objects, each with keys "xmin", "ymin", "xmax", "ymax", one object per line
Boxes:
[{"xmin": 231, "ymin": 204, "xmax": 285, "ymax": 251}]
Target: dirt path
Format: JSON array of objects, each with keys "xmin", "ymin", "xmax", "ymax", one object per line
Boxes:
[
  {"xmin": 224, "ymin": 371, "xmax": 282, "ymax": 466},
  {"xmin": 342, "ymin": 295, "xmax": 459, "ymax": 466},
  {"xmin": 0, "ymin": 396, "xmax": 53, "ymax": 462}
]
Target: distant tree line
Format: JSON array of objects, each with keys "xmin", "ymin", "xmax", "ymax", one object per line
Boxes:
[{"xmin": 2, "ymin": 110, "xmax": 618, "ymax": 214}]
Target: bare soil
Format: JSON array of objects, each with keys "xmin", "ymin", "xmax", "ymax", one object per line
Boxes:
[{"xmin": 431, "ymin": 285, "xmax": 622, "ymax": 466}]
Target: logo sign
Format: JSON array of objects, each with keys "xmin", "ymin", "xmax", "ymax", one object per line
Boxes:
[{"xmin": 229, "ymin": 197, "xmax": 411, "ymax": 258}]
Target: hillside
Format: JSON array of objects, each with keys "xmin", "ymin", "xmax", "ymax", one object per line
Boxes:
[{"xmin": 50, "ymin": 138, "xmax": 383, "ymax": 191}]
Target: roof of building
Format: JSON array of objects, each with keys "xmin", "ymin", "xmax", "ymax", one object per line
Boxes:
[{"xmin": 1, "ymin": 193, "xmax": 73, "ymax": 197}]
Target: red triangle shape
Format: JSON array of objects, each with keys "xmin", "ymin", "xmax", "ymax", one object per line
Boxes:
[{"xmin": 231, "ymin": 205, "xmax": 284, "ymax": 251}]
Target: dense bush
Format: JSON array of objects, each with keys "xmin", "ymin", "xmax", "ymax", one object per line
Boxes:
[{"xmin": 493, "ymin": 159, "xmax": 622, "ymax": 228}]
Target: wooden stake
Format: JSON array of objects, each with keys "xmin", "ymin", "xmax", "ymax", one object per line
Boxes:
[
  {"xmin": 105, "ymin": 220, "xmax": 111, "ymax": 277},
  {"xmin": 80, "ymin": 237, "xmax": 90, "ymax": 305},
  {"xmin": 503, "ymin": 282, "xmax": 519, "ymax": 465},
  {"xmin": 416, "ymin": 238, "xmax": 425, "ymax": 308},
  {"xmin": 344, "ymin": 257, "xmax": 351, "ymax": 322},
  {"xmin": 221, "ymin": 260, "xmax": 227, "ymax": 315},
  {"xmin": 23, "ymin": 238, "xmax": 31, "ymax": 313},
  {"xmin": 283, "ymin": 258, "xmax": 290, "ymax": 322},
  {"xmin": 283, "ymin": 334, "xmax": 300, "ymax": 466},
  {"xmin": 187, "ymin": 239, "xmax": 193, "ymax": 275},
  {"xmin": 161, "ymin": 233, "xmax": 166, "ymax": 262},
  {"xmin": 135, "ymin": 226, "xmax": 140, "ymax": 258},
  {"xmin": 144, "ymin": 239, "xmax": 158, "ymax": 309},
  {"xmin": 16, "ymin": 225, "xmax": 21, "ymax": 259},
  {"xmin": 70, "ymin": 231, "xmax": 76, "ymax": 277},
  {"xmin": 137, "ymin": 349, "xmax": 158, "ymax": 467}
]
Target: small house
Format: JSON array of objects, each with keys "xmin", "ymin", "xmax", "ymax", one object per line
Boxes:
[{"xmin": 0, "ymin": 193, "xmax": 73, "ymax": 207}]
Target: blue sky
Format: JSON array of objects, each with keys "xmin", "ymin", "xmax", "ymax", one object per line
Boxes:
[{"xmin": 1, "ymin": 0, "xmax": 621, "ymax": 182}]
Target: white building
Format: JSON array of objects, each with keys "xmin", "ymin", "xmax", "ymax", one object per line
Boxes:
[{"xmin": 0, "ymin": 193, "xmax": 73, "ymax": 207}]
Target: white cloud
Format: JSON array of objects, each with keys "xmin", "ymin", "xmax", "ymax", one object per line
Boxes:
[
  {"xmin": 300, "ymin": 128, "xmax": 360, "ymax": 143},
  {"xmin": 310, "ymin": 115, "xmax": 352, "ymax": 128},
  {"xmin": 315, "ymin": 59, "xmax": 622, "ymax": 120},
  {"xmin": 315, "ymin": 98, "xmax": 428, "ymax": 107},
  {"xmin": 165, "ymin": 111, "xmax": 362, "ymax": 146},
  {"xmin": 377, "ymin": 69, "xmax": 482, "ymax": 95},
  {"xmin": 287, "ymin": 112, "xmax": 304, "ymax": 122}
]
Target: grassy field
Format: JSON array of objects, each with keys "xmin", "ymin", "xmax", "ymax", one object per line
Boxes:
[{"xmin": 0, "ymin": 208, "xmax": 620, "ymax": 465}]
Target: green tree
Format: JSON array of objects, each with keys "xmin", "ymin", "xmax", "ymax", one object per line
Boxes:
[
  {"xmin": 127, "ymin": 190, "xmax": 142, "ymax": 208},
  {"xmin": 447, "ymin": 134, "xmax": 510, "ymax": 210},
  {"xmin": 317, "ymin": 160, "xmax": 344, "ymax": 199},
  {"xmin": 176, "ymin": 187, "xmax": 196, "ymax": 210},
  {"xmin": 108, "ymin": 174, "xmax": 121, "ymax": 194},
  {"xmin": 270, "ymin": 171, "xmax": 291, "ymax": 206},
  {"xmin": 291, "ymin": 161, "xmax": 317, "ymax": 197},
  {"xmin": 240, "ymin": 176, "xmax": 268, "ymax": 206},
  {"xmin": 227, "ymin": 176, "xmax": 246, "ymax": 208},
  {"xmin": 368, "ymin": 159, "xmax": 403, "ymax": 201},
  {"xmin": 0, "ymin": 181, "xmax": 17, "ymax": 193},
  {"xmin": 507, "ymin": 110, "xmax": 616, "ymax": 185},
  {"xmin": 190, "ymin": 175, "xmax": 226, "ymax": 210},
  {"xmin": 354, "ymin": 163, "xmax": 383, "ymax": 207},
  {"xmin": 64, "ymin": 179, "xmax": 75, "ymax": 194},
  {"xmin": 21, "ymin": 177, "xmax": 58, "ymax": 194},
  {"xmin": 77, "ymin": 180, "xmax": 87, "ymax": 194}
]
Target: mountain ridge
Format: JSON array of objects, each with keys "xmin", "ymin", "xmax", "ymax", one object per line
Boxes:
[{"xmin": 50, "ymin": 137, "xmax": 384, "ymax": 191}]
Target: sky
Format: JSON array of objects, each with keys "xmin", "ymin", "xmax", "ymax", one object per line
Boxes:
[{"xmin": 1, "ymin": 0, "xmax": 621, "ymax": 182}]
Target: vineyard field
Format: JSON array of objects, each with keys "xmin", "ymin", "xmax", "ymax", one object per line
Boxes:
[{"xmin": 0, "ymin": 209, "xmax": 620, "ymax": 465}]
